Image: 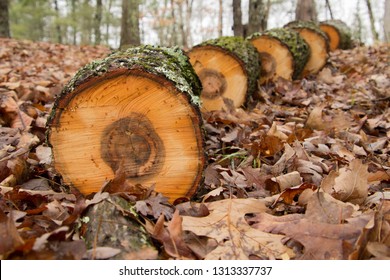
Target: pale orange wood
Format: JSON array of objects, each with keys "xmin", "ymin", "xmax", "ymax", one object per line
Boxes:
[
  {"xmin": 50, "ymin": 71, "xmax": 204, "ymax": 202},
  {"xmin": 296, "ymin": 29, "xmax": 328, "ymax": 77},
  {"xmin": 188, "ymin": 47, "xmax": 247, "ymax": 112},
  {"xmin": 319, "ymin": 25, "xmax": 340, "ymax": 51},
  {"xmin": 250, "ymin": 36, "xmax": 294, "ymax": 84}
]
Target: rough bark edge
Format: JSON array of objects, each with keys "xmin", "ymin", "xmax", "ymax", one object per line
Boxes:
[
  {"xmin": 49, "ymin": 45, "xmax": 202, "ymax": 112},
  {"xmin": 248, "ymin": 28, "xmax": 310, "ymax": 80},
  {"xmin": 46, "ymin": 45, "xmax": 206, "ymax": 201},
  {"xmin": 191, "ymin": 36, "xmax": 261, "ymax": 103},
  {"xmin": 320, "ymin": 20, "xmax": 353, "ymax": 50},
  {"xmin": 284, "ymin": 20, "xmax": 330, "ymax": 52}
]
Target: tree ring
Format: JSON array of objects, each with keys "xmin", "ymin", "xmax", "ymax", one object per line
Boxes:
[
  {"xmin": 101, "ymin": 113, "xmax": 165, "ymax": 179},
  {"xmin": 198, "ymin": 68, "xmax": 227, "ymax": 100}
]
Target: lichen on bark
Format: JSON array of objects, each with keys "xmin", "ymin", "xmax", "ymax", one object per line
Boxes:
[
  {"xmin": 320, "ymin": 20, "xmax": 353, "ymax": 50},
  {"xmin": 193, "ymin": 36, "xmax": 261, "ymax": 101},
  {"xmin": 248, "ymin": 28, "xmax": 310, "ymax": 79},
  {"xmin": 53, "ymin": 45, "xmax": 202, "ymax": 109}
]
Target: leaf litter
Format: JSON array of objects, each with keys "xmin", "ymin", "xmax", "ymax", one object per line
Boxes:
[{"xmin": 0, "ymin": 38, "xmax": 389, "ymax": 259}]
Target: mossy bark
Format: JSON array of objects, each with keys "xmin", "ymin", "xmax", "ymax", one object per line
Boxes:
[
  {"xmin": 48, "ymin": 45, "xmax": 202, "ymax": 120},
  {"xmin": 320, "ymin": 20, "xmax": 353, "ymax": 50},
  {"xmin": 284, "ymin": 20, "xmax": 329, "ymax": 50},
  {"xmin": 46, "ymin": 45, "xmax": 206, "ymax": 202},
  {"xmin": 248, "ymin": 28, "xmax": 310, "ymax": 80},
  {"xmin": 192, "ymin": 36, "xmax": 260, "ymax": 101},
  {"xmin": 81, "ymin": 195, "xmax": 157, "ymax": 259},
  {"xmin": 284, "ymin": 20, "xmax": 329, "ymax": 76}
]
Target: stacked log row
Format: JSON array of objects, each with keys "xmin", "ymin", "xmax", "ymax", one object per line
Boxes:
[
  {"xmin": 248, "ymin": 28, "xmax": 310, "ymax": 84},
  {"xmin": 47, "ymin": 46, "xmax": 205, "ymax": 202},
  {"xmin": 284, "ymin": 20, "xmax": 329, "ymax": 77},
  {"xmin": 319, "ymin": 20, "xmax": 353, "ymax": 51},
  {"xmin": 187, "ymin": 36, "xmax": 260, "ymax": 112}
]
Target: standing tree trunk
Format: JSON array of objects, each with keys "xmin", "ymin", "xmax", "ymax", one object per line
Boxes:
[
  {"xmin": 120, "ymin": 0, "xmax": 141, "ymax": 48},
  {"xmin": 295, "ymin": 0, "xmax": 317, "ymax": 22},
  {"xmin": 53, "ymin": 0, "xmax": 62, "ymax": 44},
  {"xmin": 218, "ymin": 0, "xmax": 223, "ymax": 37},
  {"xmin": 247, "ymin": 0, "xmax": 267, "ymax": 35},
  {"xmin": 365, "ymin": 0, "xmax": 379, "ymax": 41},
  {"xmin": 71, "ymin": 0, "xmax": 77, "ymax": 45},
  {"xmin": 0, "ymin": 0, "xmax": 11, "ymax": 38},
  {"xmin": 232, "ymin": 0, "xmax": 244, "ymax": 37},
  {"xmin": 325, "ymin": 0, "xmax": 333, "ymax": 19},
  {"xmin": 385, "ymin": 0, "xmax": 390, "ymax": 43},
  {"xmin": 185, "ymin": 0, "xmax": 194, "ymax": 47},
  {"xmin": 94, "ymin": 0, "xmax": 103, "ymax": 45}
]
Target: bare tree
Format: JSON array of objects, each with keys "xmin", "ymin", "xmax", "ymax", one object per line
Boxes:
[
  {"xmin": 53, "ymin": 0, "xmax": 62, "ymax": 43},
  {"xmin": 232, "ymin": 0, "xmax": 244, "ymax": 37},
  {"xmin": 385, "ymin": 0, "xmax": 390, "ymax": 42},
  {"xmin": 365, "ymin": 0, "xmax": 379, "ymax": 41},
  {"xmin": 94, "ymin": 0, "xmax": 103, "ymax": 45},
  {"xmin": 295, "ymin": 0, "xmax": 317, "ymax": 22},
  {"xmin": 218, "ymin": 0, "xmax": 223, "ymax": 37},
  {"xmin": 0, "ymin": 0, "xmax": 11, "ymax": 38},
  {"xmin": 120, "ymin": 0, "xmax": 141, "ymax": 48},
  {"xmin": 247, "ymin": 0, "xmax": 267, "ymax": 35}
]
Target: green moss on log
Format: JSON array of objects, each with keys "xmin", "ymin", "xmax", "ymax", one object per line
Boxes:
[
  {"xmin": 248, "ymin": 28, "xmax": 310, "ymax": 80},
  {"xmin": 52, "ymin": 45, "xmax": 202, "ymax": 111},
  {"xmin": 81, "ymin": 195, "xmax": 157, "ymax": 259},
  {"xmin": 320, "ymin": 20, "xmax": 353, "ymax": 50},
  {"xmin": 284, "ymin": 20, "xmax": 329, "ymax": 51},
  {"xmin": 194, "ymin": 36, "xmax": 261, "ymax": 100}
]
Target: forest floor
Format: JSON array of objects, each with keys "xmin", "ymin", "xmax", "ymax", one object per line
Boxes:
[{"xmin": 0, "ymin": 38, "xmax": 389, "ymax": 260}]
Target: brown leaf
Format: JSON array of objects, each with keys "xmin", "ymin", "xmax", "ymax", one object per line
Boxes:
[
  {"xmin": 181, "ymin": 198, "xmax": 294, "ymax": 259},
  {"xmin": 253, "ymin": 190, "xmax": 375, "ymax": 259},
  {"xmin": 306, "ymin": 104, "xmax": 326, "ymax": 130},
  {"xmin": 325, "ymin": 159, "xmax": 369, "ymax": 204},
  {"xmin": 0, "ymin": 209, "xmax": 24, "ymax": 258},
  {"xmin": 153, "ymin": 210, "xmax": 195, "ymax": 259}
]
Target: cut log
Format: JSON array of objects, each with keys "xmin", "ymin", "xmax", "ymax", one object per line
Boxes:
[
  {"xmin": 248, "ymin": 28, "xmax": 310, "ymax": 84},
  {"xmin": 285, "ymin": 20, "xmax": 329, "ymax": 77},
  {"xmin": 319, "ymin": 20, "xmax": 353, "ymax": 51},
  {"xmin": 81, "ymin": 195, "xmax": 158, "ymax": 259},
  {"xmin": 46, "ymin": 46, "xmax": 205, "ymax": 202},
  {"xmin": 187, "ymin": 36, "xmax": 260, "ymax": 111}
]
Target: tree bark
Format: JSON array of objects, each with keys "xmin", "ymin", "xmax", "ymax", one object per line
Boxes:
[
  {"xmin": 365, "ymin": 0, "xmax": 379, "ymax": 41},
  {"xmin": 0, "ymin": 0, "xmax": 11, "ymax": 38},
  {"xmin": 53, "ymin": 0, "xmax": 62, "ymax": 44},
  {"xmin": 120, "ymin": 0, "xmax": 141, "ymax": 48},
  {"xmin": 47, "ymin": 46, "xmax": 205, "ymax": 202},
  {"xmin": 248, "ymin": 28, "xmax": 310, "ymax": 83},
  {"xmin": 232, "ymin": 0, "xmax": 244, "ymax": 37},
  {"xmin": 94, "ymin": 0, "xmax": 103, "ymax": 45},
  {"xmin": 385, "ymin": 0, "xmax": 390, "ymax": 43},
  {"xmin": 295, "ymin": 0, "xmax": 317, "ymax": 22},
  {"xmin": 319, "ymin": 20, "xmax": 353, "ymax": 50},
  {"xmin": 218, "ymin": 0, "xmax": 223, "ymax": 37},
  {"xmin": 82, "ymin": 195, "xmax": 157, "ymax": 259},
  {"xmin": 285, "ymin": 21, "xmax": 329, "ymax": 76},
  {"xmin": 188, "ymin": 36, "xmax": 260, "ymax": 111},
  {"xmin": 247, "ymin": 0, "xmax": 267, "ymax": 35}
]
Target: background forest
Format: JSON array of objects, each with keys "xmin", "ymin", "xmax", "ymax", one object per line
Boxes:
[{"xmin": 0, "ymin": 0, "xmax": 389, "ymax": 49}]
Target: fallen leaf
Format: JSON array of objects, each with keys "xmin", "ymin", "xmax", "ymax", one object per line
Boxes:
[
  {"xmin": 181, "ymin": 198, "xmax": 294, "ymax": 260},
  {"xmin": 152, "ymin": 210, "xmax": 195, "ymax": 259},
  {"xmin": 325, "ymin": 159, "xmax": 369, "ymax": 204}
]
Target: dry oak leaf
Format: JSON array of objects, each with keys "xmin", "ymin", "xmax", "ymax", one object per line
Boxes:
[
  {"xmin": 322, "ymin": 159, "xmax": 369, "ymax": 205},
  {"xmin": 251, "ymin": 193, "xmax": 373, "ymax": 259},
  {"xmin": 181, "ymin": 198, "xmax": 294, "ymax": 260}
]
